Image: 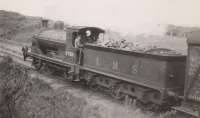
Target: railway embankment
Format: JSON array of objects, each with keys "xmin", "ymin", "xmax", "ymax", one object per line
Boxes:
[{"xmin": 24, "ymin": 72, "xmax": 153, "ymax": 118}]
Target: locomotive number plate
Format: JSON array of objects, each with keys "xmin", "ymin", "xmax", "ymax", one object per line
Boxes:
[{"xmin": 65, "ymin": 51, "xmax": 74, "ymax": 57}]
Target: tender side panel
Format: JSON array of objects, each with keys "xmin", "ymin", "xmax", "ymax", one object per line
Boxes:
[
  {"xmin": 83, "ymin": 47, "xmax": 167, "ymax": 90},
  {"xmin": 185, "ymin": 45, "xmax": 200, "ymax": 101}
]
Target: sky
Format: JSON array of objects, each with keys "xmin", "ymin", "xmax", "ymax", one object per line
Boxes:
[{"xmin": 0, "ymin": 0, "xmax": 200, "ymax": 34}]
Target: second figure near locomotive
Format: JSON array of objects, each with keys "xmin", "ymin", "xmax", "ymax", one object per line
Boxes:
[
  {"xmin": 85, "ymin": 30, "xmax": 94, "ymax": 43},
  {"xmin": 74, "ymin": 30, "xmax": 95, "ymax": 48}
]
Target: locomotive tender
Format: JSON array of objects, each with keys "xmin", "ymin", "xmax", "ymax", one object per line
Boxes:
[{"xmin": 22, "ymin": 20, "xmax": 187, "ymax": 109}]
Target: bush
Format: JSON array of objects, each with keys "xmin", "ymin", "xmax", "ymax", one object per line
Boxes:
[{"xmin": 0, "ymin": 56, "xmax": 30, "ymax": 118}]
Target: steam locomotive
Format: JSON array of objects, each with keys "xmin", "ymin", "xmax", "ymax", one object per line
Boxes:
[{"xmin": 22, "ymin": 20, "xmax": 200, "ymax": 117}]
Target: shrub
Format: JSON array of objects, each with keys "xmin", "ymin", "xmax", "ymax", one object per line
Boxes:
[{"xmin": 0, "ymin": 56, "xmax": 30, "ymax": 118}]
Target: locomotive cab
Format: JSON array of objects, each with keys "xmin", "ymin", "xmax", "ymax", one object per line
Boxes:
[
  {"xmin": 64, "ymin": 26, "xmax": 105, "ymax": 76},
  {"xmin": 64, "ymin": 26, "xmax": 105, "ymax": 64}
]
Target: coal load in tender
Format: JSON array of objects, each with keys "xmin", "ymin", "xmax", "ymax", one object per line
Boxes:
[{"xmin": 95, "ymin": 38, "xmax": 182, "ymax": 56}]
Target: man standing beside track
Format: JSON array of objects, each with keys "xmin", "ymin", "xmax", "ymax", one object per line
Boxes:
[{"xmin": 22, "ymin": 46, "xmax": 28, "ymax": 61}]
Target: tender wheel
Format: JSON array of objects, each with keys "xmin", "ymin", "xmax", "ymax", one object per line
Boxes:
[{"xmin": 111, "ymin": 84, "xmax": 125, "ymax": 100}]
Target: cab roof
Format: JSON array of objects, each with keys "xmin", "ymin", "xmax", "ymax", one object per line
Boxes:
[
  {"xmin": 66, "ymin": 26, "xmax": 105, "ymax": 34},
  {"xmin": 187, "ymin": 30, "xmax": 200, "ymax": 45}
]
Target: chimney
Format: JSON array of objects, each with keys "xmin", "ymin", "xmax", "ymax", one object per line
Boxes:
[
  {"xmin": 41, "ymin": 19, "xmax": 49, "ymax": 28},
  {"xmin": 54, "ymin": 21, "xmax": 64, "ymax": 30}
]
